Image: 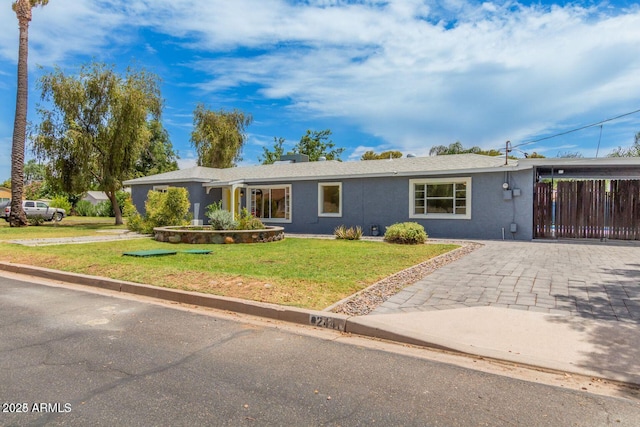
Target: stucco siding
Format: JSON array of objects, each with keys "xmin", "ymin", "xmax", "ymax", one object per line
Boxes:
[
  {"xmin": 260, "ymin": 170, "xmax": 534, "ymax": 240},
  {"xmin": 129, "ymin": 168, "xmax": 535, "ymax": 240},
  {"xmin": 129, "ymin": 182, "xmax": 218, "ymax": 222}
]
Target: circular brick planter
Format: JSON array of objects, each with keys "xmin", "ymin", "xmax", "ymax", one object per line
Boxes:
[{"xmin": 153, "ymin": 225, "xmax": 285, "ymax": 244}]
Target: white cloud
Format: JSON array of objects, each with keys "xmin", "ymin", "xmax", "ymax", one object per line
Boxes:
[
  {"xmin": 128, "ymin": 1, "xmax": 639, "ymax": 152},
  {"xmin": 1, "ymin": 0, "xmax": 639, "ymax": 160}
]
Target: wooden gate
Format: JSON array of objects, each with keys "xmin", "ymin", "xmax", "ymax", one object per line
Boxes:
[{"xmin": 534, "ymin": 179, "xmax": 640, "ymax": 240}]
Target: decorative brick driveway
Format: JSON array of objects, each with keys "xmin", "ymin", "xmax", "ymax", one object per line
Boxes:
[{"xmin": 372, "ymin": 240, "xmax": 640, "ymax": 322}]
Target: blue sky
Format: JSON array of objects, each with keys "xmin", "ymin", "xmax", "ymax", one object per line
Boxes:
[{"xmin": 1, "ymin": 0, "xmax": 640, "ymax": 182}]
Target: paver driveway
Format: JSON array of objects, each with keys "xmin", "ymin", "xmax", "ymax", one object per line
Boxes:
[{"xmin": 373, "ymin": 240, "xmax": 640, "ymax": 322}]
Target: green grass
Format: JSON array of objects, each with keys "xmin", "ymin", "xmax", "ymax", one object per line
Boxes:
[
  {"xmin": 0, "ymin": 216, "xmax": 125, "ymax": 240},
  {"xmin": 0, "ymin": 222, "xmax": 458, "ymax": 309}
]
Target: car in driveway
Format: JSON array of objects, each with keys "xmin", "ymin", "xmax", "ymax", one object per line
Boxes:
[{"xmin": 3, "ymin": 200, "xmax": 66, "ymax": 222}]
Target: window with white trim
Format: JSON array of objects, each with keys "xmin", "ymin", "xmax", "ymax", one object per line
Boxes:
[
  {"xmin": 153, "ymin": 185, "xmax": 169, "ymax": 193},
  {"xmin": 410, "ymin": 178, "xmax": 471, "ymax": 219},
  {"xmin": 249, "ymin": 185, "xmax": 291, "ymax": 222},
  {"xmin": 318, "ymin": 182, "xmax": 342, "ymax": 217}
]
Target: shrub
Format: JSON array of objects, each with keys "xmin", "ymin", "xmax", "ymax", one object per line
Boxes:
[
  {"xmin": 95, "ymin": 200, "xmax": 113, "ymax": 217},
  {"xmin": 236, "ymin": 208, "xmax": 265, "ymax": 230},
  {"xmin": 94, "ymin": 191, "xmax": 130, "ymax": 217},
  {"xmin": 74, "ymin": 200, "xmax": 96, "ymax": 217},
  {"xmin": 28, "ymin": 215, "xmax": 45, "ymax": 226},
  {"xmin": 206, "ymin": 202, "xmax": 237, "ymax": 230},
  {"xmin": 126, "ymin": 188, "xmax": 191, "ymax": 234},
  {"xmin": 49, "ymin": 195, "xmax": 72, "ymax": 214},
  {"xmin": 383, "ymin": 222, "xmax": 428, "ymax": 244},
  {"xmin": 334, "ymin": 225, "xmax": 363, "ymax": 240}
]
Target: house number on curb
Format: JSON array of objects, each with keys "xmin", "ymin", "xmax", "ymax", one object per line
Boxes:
[{"xmin": 309, "ymin": 315, "xmax": 345, "ymax": 331}]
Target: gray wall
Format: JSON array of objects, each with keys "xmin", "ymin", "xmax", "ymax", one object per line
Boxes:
[
  {"xmin": 262, "ymin": 169, "xmax": 534, "ymax": 240},
  {"xmin": 129, "ymin": 182, "xmax": 220, "ymax": 222},
  {"xmin": 130, "ymin": 169, "xmax": 535, "ymax": 240}
]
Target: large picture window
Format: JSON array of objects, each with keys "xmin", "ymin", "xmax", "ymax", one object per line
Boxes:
[
  {"xmin": 409, "ymin": 178, "xmax": 471, "ymax": 219},
  {"xmin": 318, "ymin": 182, "xmax": 342, "ymax": 217},
  {"xmin": 249, "ymin": 185, "xmax": 291, "ymax": 223}
]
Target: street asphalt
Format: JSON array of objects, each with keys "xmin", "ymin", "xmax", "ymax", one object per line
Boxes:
[{"xmin": 2, "ymin": 235, "xmax": 640, "ymax": 386}]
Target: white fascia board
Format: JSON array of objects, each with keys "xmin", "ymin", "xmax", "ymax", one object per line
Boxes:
[
  {"xmin": 202, "ymin": 179, "xmax": 246, "ymax": 188},
  {"xmin": 124, "ymin": 177, "xmax": 211, "ymax": 185},
  {"xmin": 239, "ymin": 165, "xmax": 526, "ymax": 184}
]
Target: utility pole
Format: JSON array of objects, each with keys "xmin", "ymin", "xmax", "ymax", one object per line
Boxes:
[{"xmin": 505, "ymin": 140, "xmax": 511, "ymax": 165}]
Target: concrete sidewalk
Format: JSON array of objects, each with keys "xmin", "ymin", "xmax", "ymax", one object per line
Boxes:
[{"xmin": 348, "ymin": 307, "xmax": 640, "ymax": 385}]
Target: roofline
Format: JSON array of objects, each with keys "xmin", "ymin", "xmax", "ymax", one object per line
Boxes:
[
  {"xmin": 201, "ymin": 164, "xmax": 525, "ymax": 186},
  {"xmin": 123, "ymin": 177, "xmax": 212, "ymax": 185}
]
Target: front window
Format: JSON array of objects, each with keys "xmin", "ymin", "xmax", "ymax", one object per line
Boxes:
[
  {"xmin": 153, "ymin": 185, "xmax": 168, "ymax": 193},
  {"xmin": 249, "ymin": 185, "xmax": 291, "ymax": 223},
  {"xmin": 318, "ymin": 182, "xmax": 342, "ymax": 217},
  {"xmin": 410, "ymin": 178, "xmax": 471, "ymax": 219}
]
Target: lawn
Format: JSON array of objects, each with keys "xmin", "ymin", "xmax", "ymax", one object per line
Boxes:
[
  {"xmin": 0, "ymin": 216, "xmax": 125, "ymax": 240},
  {"xmin": 0, "ymin": 220, "xmax": 458, "ymax": 310}
]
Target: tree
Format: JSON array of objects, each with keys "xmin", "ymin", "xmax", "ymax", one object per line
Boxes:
[
  {"xmin": 608, "ymin": 132, "xmax": 640, "ymax": 157},
  {"xmin": 258, "ymin": 137, "xmax": 286, "ymax": 165},
  {"xmin": 24, "ymin": 159, "xmax": 45, "ymax": 183},
  {"xmin": 9, "ymin": 0, "xmax": 49, "ymax": 227},
  {"xmin": 293, "ymin": 129, "xmax": 344, "ymax": 161},
  {"xmin": 525, "ymin": 152, "xmax": 546, "ymax": 158},
  {"xmin": 557, "ymin": 151, "xmax": 584, "ymax": 158},
  {"xmin": 429, "ymin": 142, "xmax": 502, "ymax": 157},
  {"xmin": 191, "ymin": 104, "xmax": 253, "ymax": 168},
  {"xmin": 33, "ymin": 62, "xmax": 162, "ymax": 225},
  {"xmin": 361, "ymin": 150, "xmax": 403, "ymax": 160},
  {"xmin": 135, "ymin": 120, "xmax": 179, "ymax": 177}
]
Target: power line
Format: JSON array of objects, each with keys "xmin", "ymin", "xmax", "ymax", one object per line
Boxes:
[{"xmin": 510, "ymin": 108, "xmax": 640, "ymax": 150}]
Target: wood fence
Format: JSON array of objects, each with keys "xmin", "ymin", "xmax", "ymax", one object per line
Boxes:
[{"xmin": 534, "ymin": 179, "xmax": 640, "ymax": 240}]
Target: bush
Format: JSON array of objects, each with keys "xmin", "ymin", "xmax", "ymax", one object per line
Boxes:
[
  {"xmin": 383, "ymin": 222, "xmax": 428, "ymax": 244},
  {"xmin": 125, "ymin": 187, "xmax": 191, "ymax": 234},
  {"xmin": 334, "ymin": 225, "xmax": 363, "ymax": 240},
  {"xmin": 49, "ymin": 195, "xmax": 72, "ymax": 214},
  {"xmin": 236, "ymin": 208, "xmax": 265, "ymax": 230},
  {"xmin": 74, "ymin": 200, "xmax": 96, "ymax": 217},
  {"xmin": 95, "ymin": 200, "xmax": 113, "ymax": 217},
  {"xmin": 28, "ymin": 215, "xmax": 45, "ymax": 226},
  {"xmin": 206, "ymin": 202, "xmax": 237, "ymax": 230},
  {"xmin": 93, "ymin": 191, "xmax": 130, "ymax": 217}
]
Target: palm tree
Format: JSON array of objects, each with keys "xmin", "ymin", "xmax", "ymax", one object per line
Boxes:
[{"xmin": 9, "ymin": 0, "xmax": 48, "ymax": 227}]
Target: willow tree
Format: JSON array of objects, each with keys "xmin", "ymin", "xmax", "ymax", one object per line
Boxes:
[
  {"xmin": 9, "ymin": 0, "xmax": 49, "ymax": 227},
  {"xmin": 33, "ymin": 62, "xmax": 162, "ymax": 225},
  {"xmin": 191, "ymin": 104, "xmax": 253, "ymax": 168}
]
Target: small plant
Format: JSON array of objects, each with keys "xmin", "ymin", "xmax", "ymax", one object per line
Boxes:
[
  {"xmin": 383, "ymin": 222, "xmax": 428, "ymax": 244},
  {"xmin": 74, "ymin": 200, "xmax": 96, "ymax": 216},
  {"xmin": 236, "ymin": 208, "xmax": 265, "ymax": 230},
  {"xmin": 334, "ymin": 225, "xmax": 363, "ymax": 240},
  {"xmin": 28, "ymin": 215, "xmax": 45, "ymax": 226},
  {"xmin": 95, "ymin": 200, "xmax": 113, "ymax": 217},
  {"xmin": 206, "ymin": 202, "xmax": 237, "ymax": 230}
]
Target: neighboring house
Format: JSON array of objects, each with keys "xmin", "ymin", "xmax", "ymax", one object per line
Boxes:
[
  {"xmin": 123, "ymin": 154, "xmax": 640, "ymax": 241},
  {"xmin": 0, "ymin": 187, "xmax": 10, "ymax": 203},
  {"xmin": 82, "ymin": 191, "xmax": 110, "ymax": 206}
]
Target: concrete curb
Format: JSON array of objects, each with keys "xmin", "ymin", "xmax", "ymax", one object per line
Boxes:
[{"xmin": 0, "ymin": 261, "xmax": 348, "ymax": 332}]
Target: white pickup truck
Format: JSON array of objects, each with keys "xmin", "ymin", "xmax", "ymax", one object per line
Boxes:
[{"xmin": 2, "ymin": 200, "xmax": 66, "ymax": 222}]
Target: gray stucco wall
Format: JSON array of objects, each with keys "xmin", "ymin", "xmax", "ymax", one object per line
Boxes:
[
  {"xmin": 129, "ymin": 169, "xmax": 535, "ymax": 240},
  {"xmin": 260, "ymin": 169, "xmax": 534, "ymax": 240},
  {"xmin": 129, "ymin": 182, "xmax": 220, "ymax": 222}
]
